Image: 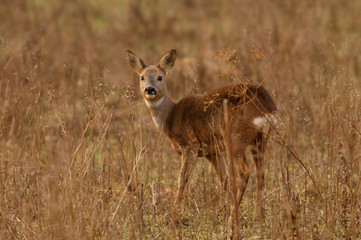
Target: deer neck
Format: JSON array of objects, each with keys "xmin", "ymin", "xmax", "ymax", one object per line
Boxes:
[{"xmin": 144, "ymin": 94, "xmax": 175, "ymax": 130}]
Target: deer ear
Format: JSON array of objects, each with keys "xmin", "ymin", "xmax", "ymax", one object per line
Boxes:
[
  {"xmin": 159, "ymin": 49, "xmax": 176, "ymax": 73},
  {"xmin": 125, "ymin": 50, "xmax": 146, "ymax": 73}
]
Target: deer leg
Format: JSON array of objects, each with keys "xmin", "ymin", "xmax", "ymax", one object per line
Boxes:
[
  {"xmin": 250, "ymin": 134, "xmax": 266, "ymax": 221},
  {"xmin": 171, "ymin": 146, "xmax": 198, "ymax": 232},
  {"xmin": 174, "ymin": 146, "xmax": 198, "ymax": 208},
  {"xmin": 206, "ymin": 154, "xmax": 228, "ymax": 192},
  {"xmin": 228, "ymin": 149, "xmax": 250, "ymax": 231},
  {"xmin": 234, "ymin": 151, "xmax": 250, "ymax": 208}
]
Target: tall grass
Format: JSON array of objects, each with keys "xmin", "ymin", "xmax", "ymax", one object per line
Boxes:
[{"xmin": 0, "ymin": 0, "xmax": 360, "ymax": 239}]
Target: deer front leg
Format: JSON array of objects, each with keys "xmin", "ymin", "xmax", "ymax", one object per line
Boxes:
[
  {"xmin": 171, "ymin": 146, "xmax": 198, "ymax": 234},
  {"xmin": 174, "ymin": 146, "xmax": 198, "ymax": 208}
]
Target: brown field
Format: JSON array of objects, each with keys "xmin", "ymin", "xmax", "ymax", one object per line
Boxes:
[{"xmin": 1, "ymin": 0, "xmax": 361, "ymax": 239}]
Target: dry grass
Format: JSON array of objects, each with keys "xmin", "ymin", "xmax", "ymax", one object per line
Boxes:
[{"xmin": 1, "ymin": 0, "xmax": 361, "ymax": 239}]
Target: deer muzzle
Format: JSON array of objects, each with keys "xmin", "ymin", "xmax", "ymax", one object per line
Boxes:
[{"xmin": 144, "ymin": 87, "xmax": 157, "ymax": 96}]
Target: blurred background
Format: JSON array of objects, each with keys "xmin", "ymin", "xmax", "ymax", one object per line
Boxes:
[{"xmin": 0, "ymin": 0, "xmax": 360, "ymax": 239}]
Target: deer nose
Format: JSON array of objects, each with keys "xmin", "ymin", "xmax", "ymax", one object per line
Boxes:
[{"xmin": 145, "ymin": 87, "xmax": 157, "ymax": 95}]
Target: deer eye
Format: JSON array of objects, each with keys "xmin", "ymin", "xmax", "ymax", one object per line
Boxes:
[
  {"xmin": 140, "ymin": 76, "xmax": 144, "ymax": 81},
  {"xmin": 157, "ymin": 76, "xmax": 163, "ymax": 81}
]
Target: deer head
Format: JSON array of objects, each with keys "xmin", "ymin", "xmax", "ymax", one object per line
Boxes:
[{"xmin": 125, "ymin": 49, "xmax": 176, "ymax": 103}]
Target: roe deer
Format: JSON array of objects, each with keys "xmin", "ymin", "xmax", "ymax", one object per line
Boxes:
[{"xmin": 125, "ymin": 49, "xmax": 277, "ymax": 229}]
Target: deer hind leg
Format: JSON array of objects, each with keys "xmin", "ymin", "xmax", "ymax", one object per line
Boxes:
[
  {"xmin": 228, "ymin": 147, "xmax": 250, "ymax": 229},
  {"xmin": 206, "ymin": 154, "xmax": 228, "ymax": 192},
  {"xmin": 234, "ymin": 150, "xmax": 250, "ymax": 210},
  {"xmin": 249, "ymin": 133, "xmax": 266, "ymax": 221}
]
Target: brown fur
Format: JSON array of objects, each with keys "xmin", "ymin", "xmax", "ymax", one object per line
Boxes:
[
  {"xmin": 165, "ymin": 84, "xmax": 276, "ymax": 156},
  {"xmin": 126, "ymin": 49, "xmax": 277, "ymax": 228}
]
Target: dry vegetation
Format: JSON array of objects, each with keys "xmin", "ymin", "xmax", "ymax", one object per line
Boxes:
[{"xmin": 0, "ymin": 0, "xmax": 361, "ymax": 239}]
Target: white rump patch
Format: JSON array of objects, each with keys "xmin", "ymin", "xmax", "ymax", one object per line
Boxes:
[
  {"xmin": 145, "ymin": 97, "xmax": 164, "ymax": 108},
  {"xmin": 253, "ymin": 114, "xmax": 278, "ymax": 129},
  {"xmin": 253, "ymin": 117, "xmax": 267, "ymax": 128}
]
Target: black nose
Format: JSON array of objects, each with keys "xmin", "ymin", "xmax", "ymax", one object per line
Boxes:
[{"xmin": 145, "ymin": 87, "xmax": 157, "ymax": 95}]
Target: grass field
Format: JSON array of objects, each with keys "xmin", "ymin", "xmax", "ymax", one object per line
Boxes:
[{"xmin": 0, "ymin": 0, "xmax": 361, "ymax": 239}]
